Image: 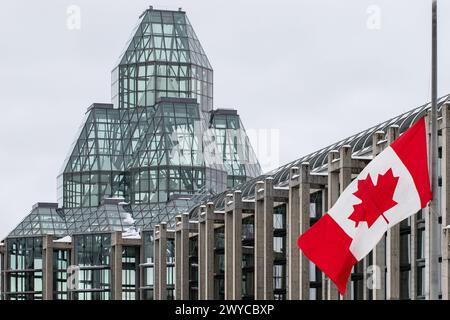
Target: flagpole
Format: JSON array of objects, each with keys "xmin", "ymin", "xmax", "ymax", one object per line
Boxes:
[{"xmin": 429, "ymin": 0, "xmax": 439, "ymax": 300}]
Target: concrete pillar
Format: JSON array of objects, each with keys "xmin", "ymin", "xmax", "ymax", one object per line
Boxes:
[
  {"xmin": 112, "ymin": 231, "xmax": 123, "ymax": 300},
  {"xmin": 69, "ymin": 242, "xmax": 76, "ymax": 301},
  {"xmin": 340, "ymin": 145, "xmax": 353, "ymax": 300},
  {"xmin": 224, "ymin": 194, "xmax": 233, "ymax": 299},
  {"xmin": 154, "ymin": 226, "xmax": 160, "ymax": 300},
  {"xmin": 263, "ymin": 178, "xmax": 274, "ymax": 300},
  {"xmin": 0, "ymin": 247, "xmax": 4, "ymax": 300},
  {"xmin": 224, "ymin": 191, "xmax": 243, "ymax": 300},
  {"xmin": 3, "ymin": 243, "xmax": 8, "ymax": 301},
  {"xmin": 288, "ymin": 164, "xmax": 310, "ymax": 300},
  {"xmin": 0, "ymin": 252, "xmax": 4, "ymax": 300},
  {"xmin": 371, "ymin": 130, "xmax": 386, "ymax": 300},
  {"xmin": 339, "ymin": 145, "xmax": 352, "ymax": 188},
  {"xmin": 175, "ymin": 216, "xmax": 182, "ymax": 300},
  {"xmin": 198, "ymin": 206, "xmax": 206, "ymax": 300},
  {"xmin": 154, "ymin": 223, "xmax": 167, "ymax": 300},
  {"xmin": 441, "ymin": 102, "xmax": 450, "ymax": 300},
  {"xmin": 139, "ymin": 235, "xmax": 145, "ymax": 300},
  {"xmin": 287, "ymin": 167, "xmax": 300, "ymax": 300},
  {"xmin": 299, "ymin": 164, "xmax": 311, "ymax": 300},
  {"xmin": 159, "ymin": 223, "xmax": 167, "ymax": 300},
  {"xmin": 254, "ymin": 181, "xmax": 265, "ymax": 299},
  {"xmin": 175, "ymin": 214, "xmax": 190, "ymax": 300},
  {"xmin": 386, "ymin": 125, "xmax": 400, "ymax": 300},
  {"xmin": 321, "ymin": 188, "xmax": 329, "ymax": 301},
  {"xmin": 43, "ymin": 235, "xmax": 54, "ymax": 300},
  {"xmin": 327, "ymin": 150, "xmax": 340, "ymax": 300},
  {"xmin": 205, "ymin": 203, "xmax": 215, "ymax": 300},
  {"xmin": 179, "ymin": 214, "xmax": 190, "ymax": 300},
  {"xmin": 232, "ymin": 191, "xmax": 243, "ymax": 300}
]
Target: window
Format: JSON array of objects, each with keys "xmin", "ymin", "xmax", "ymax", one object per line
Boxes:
[
  {"xmin": 273, "ymin": 264, "xmax": 285, "ymax": 292},
  {"xmin": 122, "ymin": 246, "xmax": 139, "ymax": 300},
  {"xmin": 53, "ymin": 249, "xmax": 70, "ymax": 300},
  {"xmin": 7, "ymin": 237, "xmax": 43, "ymax": 300},
  {"xmin": 273, "ymin": 205, "xmax": 286, "ymax": 229},
  {"xmin": 273, "ymin": 237, "xmax": 284, "ymax": 254},
  {"xmin": 73, "ymin": 234, "xmax": 111, "ymax": 300}
]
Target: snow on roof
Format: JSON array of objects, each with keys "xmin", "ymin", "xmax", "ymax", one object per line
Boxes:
[
  {"xmin": 122, "ymin": 233, "xmax": 141, "ymax": 240},
  {"xmin": 122, "ymin": 227, "xmax": 141, "ymax": 239},
  {"xmin": 54, "ymin": 235, "xmax": 72, "ymax": 243}
]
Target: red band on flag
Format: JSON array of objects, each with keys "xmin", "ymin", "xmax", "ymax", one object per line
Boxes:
[
  {"xmin": 390, "ymin": 117, "xmax": 432, "ymax": 207},
  {"xmin": 297, "ymin": 214, "xmax": 357, "ymax": 295}
]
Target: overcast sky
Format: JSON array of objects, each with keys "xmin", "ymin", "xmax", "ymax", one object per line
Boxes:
[{"xmin": 1, "ymin": 0, "xmax": 449, "ymax": 239}]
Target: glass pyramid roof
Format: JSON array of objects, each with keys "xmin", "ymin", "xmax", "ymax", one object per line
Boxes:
[{"xmin": 117, "ymin": 9, "xmax": 211, "ymax": 69}]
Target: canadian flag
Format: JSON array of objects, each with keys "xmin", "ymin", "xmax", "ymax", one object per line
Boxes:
[{"xmin": 297, "ymin": 117, "xmax": 431, "ymax": 295}]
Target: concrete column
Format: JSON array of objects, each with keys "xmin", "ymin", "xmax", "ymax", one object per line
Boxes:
[
  {"xmin": 0, "ymin": 248, "xmax": 4, "ymax": 300},
  {"xmin": 224, "ymin": 191, "xmax": 243, "ymax": 300},
  {"xmin": 2, "ymin": 243, "xmax": 8, "ymax": 301},
  {"xmin": 263, "ymin": 178, "xmax": 274, "ymax": 300},
  {"xmin": 198, "ymin": 206, "xmax": 206, "ymax": 300},
  {"xmin": 299, "ymin": 164, "xmax": 311, "ymax": 300},
  {"xmin": 327, "ymin": 150, "xmax": 340, "ymax": 300},
  {"xmin": 205, "ymin": 203, "xmax": 215, "ymax": 300},
  {"xmin": 43, "ymin": 235, "xmax": 54, "ymax": 300},
  {"xmin": 287, "ymin": 167, "xmax": 300, "ymax": 300},
  {"xmin": 254, "ymin": 181, "xmax": 265, "ymax": 299},
  {"xmin": 339, "ymin": 145, "xmax": 353, "ymax": 300},
  {"xmin": 112, "ymin": 231, "xmax": 123, "ymax": 300},
  {"xmin": 321, "ymin": 188, "xmax": 329, "ymax": 301},
  {"xmin": 175, "ymin": 216, "xmax": 182, "ymax": 300},
  {"xmin": 180, "ymin": 214, "xmax": 190, "ymax": 300},
  {"xmin": 158, "ymin": 223, "xmax": 167, "ymax": 300},
  {"xmin": 154, "ymin": 226, "xmax": 160, "ymax": 300},
  {"xmin": 386, "ymin": 125, "xmax": 400, "ymax": 300},
  {"xmin": 175, "ymin": 214, "xmax": 190, "ymax": 300},
  {"xmin": 371, "ymin": 130, "xmax": 386, "ymax": 300},
  {"xmin": 0, "ymin": 250, "xmax": 4, "ymax": 300},
  {"xmin": 69, "ymin": 242, "xmax": 76, "ymax": 301},
  {"xmin": 441, "ymin": 102, "xmax": 450, "ymax": 300},
  {"xmin": 232, "ymin": 191, "xmax": 243, "ymax": 300},
  {"xmin": 224, "ymin": 194, "xmax": 233, "ymax": 300},
  {"xmin": 339, "ymin": 145, "xmax": 352, "ymax": 188},
  {"xmin": 288, "ymin": 164, "xmax": 310, "ymax": 300},
  {"xmin": 139, "ymin": 236, "xmax": 145, "ymax": 300}
]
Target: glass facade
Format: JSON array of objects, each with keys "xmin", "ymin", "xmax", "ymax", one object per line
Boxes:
[
  {"xmin": 113, "ymin": 10, "xmax": 213, "ymax": 111},
  {"xmin": 53, "ymin": 249, "xmax": 70, "ymax": 300},
  {"xmin": 210, "ymin": 110, "xmax": 261, "ymax": 188},
  {"xmin": 273, "ymin": 204, "xmax": 287, "ymax": 300},
  {"xmin": 6, "ymin": 237, "xmax": 43, "ymax": 300},
  {"xmin": 189, "ymin": 235, "xmax": 199, "ymax": 300},
  {"xmin": 47, "ymin": 8, "xmax": 261, "ymax": 237},
  {"xmin": 141, "ymin": 231, "xmax": 154, "ymax": 299},
  {"xmin": 166, "ymin": 238, "xmax": 175, "ymax": 300},
  {"xmin": 73, "ymin": 234, "xmax": 111, "ymax": 300},
  {"xmin": 122, "ymin": 246, "xmax": 139, "ymax": 300},
  {"xmin": 309, "ymin": 191, "xmax": 323, "ymax": 300},
  {"xmin": 214, "ymin": 227, "xmax": 224, "ymax": 300}
]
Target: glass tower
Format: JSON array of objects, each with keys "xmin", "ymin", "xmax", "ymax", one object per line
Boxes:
[{"xmin": 36, "ymin": 7, "xmax": 260, "ymax": 234}]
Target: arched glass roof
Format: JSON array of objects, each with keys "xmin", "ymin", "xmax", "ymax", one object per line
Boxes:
[{"xmin": 189, "ymin": 94, "xmax": 450, "ymax": 215}]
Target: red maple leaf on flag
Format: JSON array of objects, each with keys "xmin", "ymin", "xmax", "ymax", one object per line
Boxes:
[{"xmin": 348, "ymin": 168, "xmax": 399, "ymax": 228}]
